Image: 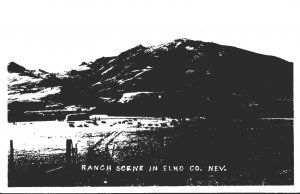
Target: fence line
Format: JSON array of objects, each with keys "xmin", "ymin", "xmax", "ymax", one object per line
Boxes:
[
  {"xmin": 9, "ymin": 140, "xmax": 14, "ymax": 169},
  {"xmin": 9, "ymin": 139, "xmax": 78, "ymax": 174}
]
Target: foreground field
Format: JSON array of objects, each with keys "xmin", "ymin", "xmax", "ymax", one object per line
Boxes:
[{"xmin": 8, "ymin": 116, "xmax": 293, "ymax": 186}]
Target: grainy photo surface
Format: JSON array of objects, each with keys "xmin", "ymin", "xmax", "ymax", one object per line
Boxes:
[
  {"xmin": 7, "ymin": 38, "xmax": 293, "ymax": 186},
  {"xmin": 1, "ymin": 1, "xmax": 298, "ymax": 192}
]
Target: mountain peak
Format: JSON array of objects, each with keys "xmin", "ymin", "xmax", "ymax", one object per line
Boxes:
[
  {"xmin": 126, "ymin": 44, "xmax": 146, "ymax": 52},
  {"xmin": 8, "ymin": 62, "xmax": 27, "ymax": 73},
  {"xmin": 174, "ymin": 38, "xmax": 191, "ymax": 42}
]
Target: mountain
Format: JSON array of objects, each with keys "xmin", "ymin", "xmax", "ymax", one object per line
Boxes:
[{"xmin": 7, "ymin": 39, "xmax": 293, "ymax": 121}]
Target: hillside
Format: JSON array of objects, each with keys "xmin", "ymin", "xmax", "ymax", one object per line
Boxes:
[{"xmin": 7, "ymin": 39, "xmax": 293, "ymax": 121}]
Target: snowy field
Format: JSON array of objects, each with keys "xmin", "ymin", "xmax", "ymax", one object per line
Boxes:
[{"xmin": 8, "ymin": 116, "xmax": 178, "ymax": 163}]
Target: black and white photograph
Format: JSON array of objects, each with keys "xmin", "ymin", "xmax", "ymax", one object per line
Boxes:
[{"xmin": 0, "ymin": 0, "xmax": 299, "ymax": 193}]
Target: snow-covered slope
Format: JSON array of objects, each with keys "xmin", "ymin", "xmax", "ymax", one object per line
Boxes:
[{"xmin": 7, "ymin": 39, "xmax": 293, "ymax": 119}]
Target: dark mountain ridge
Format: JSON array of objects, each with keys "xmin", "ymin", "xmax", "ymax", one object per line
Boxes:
[{"xmin": 8, "ymin": 38, "xmax": 293, "ymax": 121}]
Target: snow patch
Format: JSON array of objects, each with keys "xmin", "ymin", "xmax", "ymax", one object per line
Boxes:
[
  {"xmin": 185, "ymin": 46, "xmax": 194, "ymax": 50},
  {"xmin": 76, "ymin": 65, "xmax": 90, "ymax": 71},
  {"xmin": 92, "ymin": 81, "xmax": 102, "ymax": 87},
  {"xmin": 118, "ymin": 92, "xmax": 154, "ymax": 103},
  {"xmin": 8, "ymin": 73, "xmax": 42, "ymax": 86},
  {"xmin": 101, "ymin": 66, "xmax": 114, "ymax": 75},
  {"xmin": 9, "ymin": 87, "xmax": 61, "ymax": 102},
  {"xmin": 205, "ymin": 70, "xmax": 211, "ymax": 75},
  {"xmin": 218, "ymin": 51, "xmax": 226, "ymax": 56},
  {"xmin": 186, "ymin": 70, "xmax": 196, "ymax": 74},
  {"xmin": 175, "ymin": 42, "xmax": 182, "ymax": 48},
  {"xmin": 108, "ymin": 59, "xmax": 115, "ymax": 64},
  {"xmin": 118, "ymin": 68, "xmax": 151, "ymax": 85}
]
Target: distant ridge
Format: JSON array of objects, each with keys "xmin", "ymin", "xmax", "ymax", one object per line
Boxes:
[{"xmin": 7, "ymin": 38, "xmax": 293, "ymax": 121}]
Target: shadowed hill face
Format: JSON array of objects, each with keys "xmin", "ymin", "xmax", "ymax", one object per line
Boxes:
[
  {"xmin": 7, "ymin": 39, "xmax": 293, "ymax": 119},
  {"xmin": 8, "ymin": 62, "xmax": 27, "ymax": 73}
]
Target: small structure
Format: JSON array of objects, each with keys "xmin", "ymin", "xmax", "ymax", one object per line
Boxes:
[{"xmin": 65, "ymin": 113, "xmax": 89, "ymax": 121}]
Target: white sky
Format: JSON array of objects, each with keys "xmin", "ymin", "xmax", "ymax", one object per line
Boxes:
[{"xmin": 0, "ymin": 0, "xmax": 299, "ymax": 73}]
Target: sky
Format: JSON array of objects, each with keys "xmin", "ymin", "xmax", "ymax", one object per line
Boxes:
[{"xmin": 0, "ymin": 0, "xmax": 299, "ymax": 73}]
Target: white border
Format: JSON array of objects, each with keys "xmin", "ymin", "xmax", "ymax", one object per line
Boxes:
[{"xmin": 1, "ymin": 0, "xmax": 299, "ymax": 193}]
